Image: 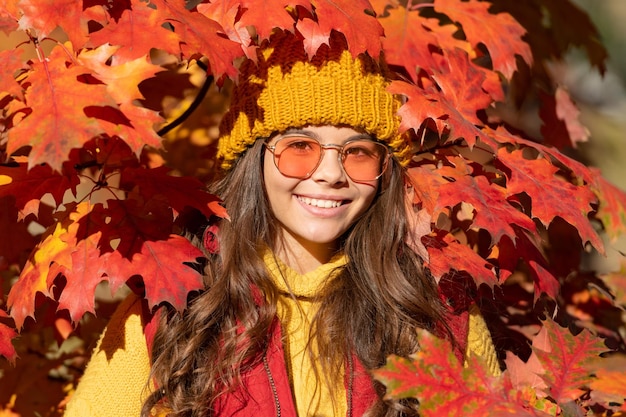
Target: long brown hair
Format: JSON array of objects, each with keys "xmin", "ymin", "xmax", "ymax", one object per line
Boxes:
[{"xmin": 142, "ymin": 138, "xmax": 447, "ymax": 417}]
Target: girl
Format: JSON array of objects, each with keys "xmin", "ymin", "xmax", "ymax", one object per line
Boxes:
[{"xmin": 64, "ymin": 31, "xmax": 499, "ymax": 417}]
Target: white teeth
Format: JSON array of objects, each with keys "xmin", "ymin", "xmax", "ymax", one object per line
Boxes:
[{"xmin": 298, "ymin": 196, "xmax": 343, "ymax": 208}]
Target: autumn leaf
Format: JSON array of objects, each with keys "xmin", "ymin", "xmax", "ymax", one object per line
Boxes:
[
  {"xmin": 77, "ymin": 45, "xmax": 166, "ymax": 154},
  {"xmin": 17, "ymin": 0, "xmax": 89, "ymax": 49},
  {"xmin": 0, "ymin": 2, "xmax": 19, "ymax": 34},
  {"xmin": 151, "ymin": 0, "xmax": 242, "ymax": 79},
  {"xmin": 6, "ymin": 46, "xmax": 117, "ymax": 172},
  {"xmin": 539, "ymin": 88, "xmax": 589, "ymax": 149},
  {"xmin": 236, "ymin": 0, "xmax": 311, "ymax": 42},
  {"xmin": 87, "ymin": 0, "xmax": 180, "ymax": 65},
  {"xmin": 297, "ymin": 0, "xmax": 383, "ymax": 58},
  {"xmin": 0, "ymin": 162, "xmax": 80, "ymax": 215},
  {"xmin": 197, "ymin": 0, "xmax": 257, "ymax": 60},
  {"xmin": 435, "ymin": 161, "xmax": 537, "ymax": 245},
  {"xmin": 433, "ymin": 0, "xmax": 532, "ymax": 79},
  {"xmin": 586, "ymin": 354, "xmax": 626, "ymax": 410},
  {"xmin": 423, "ymin": 232, "xmax": 498, "ymax": 287},
  {"xmin": 497, "ymin": 148, "xmax": 603, "ymax": 253},
  {"xmin": 533, "ymin": 319, "xmax": 607, "ymax": 405},
  {"xmin": 373, "ymin": 330, "xmax": 545, "ymax": 417},
  {"xmin": 0, "ymin": 310, "xmax": 17, "ymax": 365},
  {"xmin": 593, "ymin": 173, "xmax": 626, "ymax": 242},
  {"xmin": 120, "ymin": 166, "xmax": 227, "ymax": 219}
]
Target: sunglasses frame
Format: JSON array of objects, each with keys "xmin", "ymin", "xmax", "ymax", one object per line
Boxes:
[{"xmin": 264, "ymin": 136, "xmax": 391, "ymax": 182}]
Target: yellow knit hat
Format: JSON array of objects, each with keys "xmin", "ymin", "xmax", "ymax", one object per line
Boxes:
[{"xmin": 217, "ymin": 31, "xmax": 410, "ymax": 169}]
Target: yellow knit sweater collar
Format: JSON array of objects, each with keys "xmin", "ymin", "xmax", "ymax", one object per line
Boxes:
[{"xmin": 262, "ymin": 250, "xmax": 348, "ymax": 297}]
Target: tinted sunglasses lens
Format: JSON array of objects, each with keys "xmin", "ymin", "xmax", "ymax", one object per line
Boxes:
[
  {"xmin": 342, "ymin": 141, "xmax": 388, "ymax": 181},
  {"xmin": 274, "ymin": 138, "xmax": 321, "ymax": 178}
]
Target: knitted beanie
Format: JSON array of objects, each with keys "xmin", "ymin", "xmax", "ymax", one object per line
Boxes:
[{"xmin": 217, "ymin": 31, "xmax": 410, "ymax": 169}]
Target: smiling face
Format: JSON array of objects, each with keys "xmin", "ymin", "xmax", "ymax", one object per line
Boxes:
[{"xmin": 263, "ymin": 125, "xmax": 379, "ymax": 264}]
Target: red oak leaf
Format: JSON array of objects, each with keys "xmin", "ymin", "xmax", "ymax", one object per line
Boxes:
[
  {"xmin": 586, "ymin": 354, "xmax": 626, "ymax": 410},
  {"xmin": 78, "ymin": 45, "xmax": 166, "ymax": 153},
  {"xmin": 407, "ymin": 165, "xmax": 448, "ymax": 215},
  {"xmin": 151, "ymin": 0, "xmax": 242, "ymax": 79},
  {"xmin": 373, "ymin": 330, "xmax": 545, "ymax": 417},
  {"xmin": 0, "ymin": 196, "xmax": 37, "ymax": 270},
  {"xmin": 17, "ymin": 0, "xmax": 89, "ymax": 49},
  {"xmin": 237, "ymin": 0, "xmax": 311, "ymax": 42},
  {"xmin": 0, "ymin": 49, "xmax": 25, "ymax": 101},
  {"xmin": 533, "ymin": 319, "xmax": 606, "ymax": 405},
  {"xmin": 433, "ymin": 0, "xmax": 532, "ymax": 79},
  {"xmin": 497, "ymin": 234, "xmax": 560, "ymax": 300},
  {"xmin": 0, "ymin": 310, "xmax": 17, "ymax": 364},
  {"xmin": 497, "ymin": 148, "xmax": 603, "ymax": 253},
  {"xmin": 0, "ymin": 162, "xmax": 80, "ymax": 213},
  {"xmin": 539, "ymin": 87, "xmax": 589, "ymax": 149},
  {"xmin": 423, "ymin": 232, "xmax": 497, "ymax": 287},
  {"xmin": 7, "ymin": 220, "xmax": 74, "ymax": 329},
  {"xmin": 197, "ymin": 0, "xmax": 257, "ymax": 60},
  {"xmin": 370, "ymin": 3, "xmax": 441, "ymax": 82},
  {"xmin": 435, "ymin": 168, "xmax": 536, "ymax": 245},
  {"xmin": 593, "ymin": 173, "xmax": 626, "ymax": 242},
  {"xmin": 88, "ymin": 0, "xmax": 180, "ymax": 65},
  {"xmin": 120, "ymin": 166, "xmax": 227, "ymax": 219},
  {"xmin": 297, "ymin": 0, "xmax": 383, "ymax": 58},
  {"xmin": 0, "ymin": 2, "xmax": 19, "ymax": 34},
  {"xmin": 7, "ymin": 47, "xmax": 116, "ymax": 172}
]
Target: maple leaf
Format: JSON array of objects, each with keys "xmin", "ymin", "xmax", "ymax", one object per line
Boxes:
[
  {"xmin": 433, "ymin": 0, "xmax": 532, "ymax": 79},
  {"xmin": 120, "ymin": 167, "xmax": 228, "ymax": 219},
  {"xmin": 532, "ymin": 318, "xmax": 607, "ymax": 405},
  {"xmin": 6, "ymin": 47, "xmax": 117, "ymax": 172},
  {"xmin": 0, "ymin": 310, "xmax": 17, "ymax": 364},
  {"xmin": 373, "ymin": 330, "xmax": 546, "ymax": 417},
  {"xmin": 87, "ymin": 0, "xmax": 180, "ymax": 65},
  {"xmin": 17, "ymin": 0, "xmax": 89, "ymax": 49},
  {"xmin": 151, "ymin": 0, "xmax": 242, "ymax": 79},
  {"xmin": 539, "ymin": 88, "xmax": 589, "ymax": 149},
  {"xmin": 497, "ymin": 149, "xmax": 603, "ymax": 253},
  {"xmin": 296, "ymin": 0, "xmax": 383, "ymax": 58}
]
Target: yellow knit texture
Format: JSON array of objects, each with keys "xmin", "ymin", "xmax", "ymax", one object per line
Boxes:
[{"xmin": 218, "ymin": 32, "xmax": 410, "ymax": 169}]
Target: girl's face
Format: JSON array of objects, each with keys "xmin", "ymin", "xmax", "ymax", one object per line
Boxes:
[{"xmin": 263, "ymin": 125, "xmax": 379, "ymax": 260}]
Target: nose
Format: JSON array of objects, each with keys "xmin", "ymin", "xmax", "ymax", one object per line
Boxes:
[{"xmin": 310, "ymin": 147, "xmax": 347, "ymax": 185}]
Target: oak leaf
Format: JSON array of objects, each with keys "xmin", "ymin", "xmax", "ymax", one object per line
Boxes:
[
  {"xmin": 17, "ymin": 0, "xmax": 89, "ymax": 49},
  {"xmin": 586, "ymin": 354, "xmax": 626, "ymax": 410},
  {"xmin": 539, "ymin": 88, "xmax": 589, "ymax": 149},
  {"xmin": 7, "ymin": 46, "xmax": 117, "ymax": 172},
  {"xmin": 119, "ymin": 166, "xmax": 227, "ymax": 219},
  {"xmin": 197, "ymin": 0, "xmax": 256, "ymax": 60},
  {"xmin": 236, "ymin": 0, "xmax": 311, "ymax": 42},
  {"xmin": 151, "ymin": 0, "xmax": 242, "ymax": 79},
  {"xmin": 297, "ymin": 0, "xmax": 383, "ymax": 58},
  {"xmin": 373, "ymin": 330, "xmax": 546, "ymax": 417},
  {"xmin": 592, "ymin": 173, "xmax": 626, "ymax": 242},
  {"xmin": 0, "ymin": 2, "xmax": 19, "ymax": 34},
  {"xmin": 0, "ymin": 310, "xmax": 17, "ymax": 365},
  {"xmin": 497, "ymin": 148, "xmax": 603, "ymax": 253},
  {"xmin": 433, "ymin": 0, "xmax": 532, "ymax": 79},
  {"xmin": 533, "ymin": 319, "xmax": 607, "ymax": 405},
  {"xmin": 87, "ymin": 0, "xmax": 180, "ymax": 65}
]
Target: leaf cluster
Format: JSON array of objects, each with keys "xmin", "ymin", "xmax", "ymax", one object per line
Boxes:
[{"xmin": 0, "ymin": 0, "xmax": 625, "ymax": 415}]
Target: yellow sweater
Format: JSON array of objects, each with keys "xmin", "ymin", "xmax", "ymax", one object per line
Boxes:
[{"xmin": 64, "ymin": 258, "xmax": 500, "ymax": 417}]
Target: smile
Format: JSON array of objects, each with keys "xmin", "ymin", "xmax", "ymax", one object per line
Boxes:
[{"xmin": 297, "ymin": 196, "xmax": 344, "ymax": 208}]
